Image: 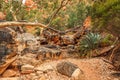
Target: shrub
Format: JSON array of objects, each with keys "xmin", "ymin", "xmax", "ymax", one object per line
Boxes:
[
  {"xmin": 67, "ymin": 1, "xmax": 92, "ymax": 28},
  {"xmin": 92, "ymin": 0, "xmax": 120, "ymax": 36}
]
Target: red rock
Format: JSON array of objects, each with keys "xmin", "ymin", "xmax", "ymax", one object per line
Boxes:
[{"xmin": 2, "ymin": 69, "xmax": 17, "ymax": 77}]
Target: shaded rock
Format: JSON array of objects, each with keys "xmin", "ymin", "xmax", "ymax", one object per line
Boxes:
[
  {"xmin": 36, "ymin": 47, "xmax": 61, "ymax": 60},
  {"xmin": 0, "ymin": 44, "xmax": 11, "ymax": 64},
  {"xmin": 56, "ymin": 61, "xmax": 82, "ymax": 77},
  {"xmin": 43, "ymin": 45, "xmax": 60, "ymax": 49},
  {"xmin": 10, "ymin": 60, "xmax": 20, "ymax": 71},
  {"xmin": 67, "ymin": 45, "xmax": 76, "ymax": 54},
  {"xmin": 0, "ymin": 30, "xmax": 14, "ymax": 44},
  {"xmin": 39, "ymin": 37, "xmax": 48, "ymax": 45},
  {"xmin": 61, "ymin": 35, "xmax": 75, "ymax": 45},
  {"xmin": 2, "ymin": 69, "xmax": 16, "ymax": 77}
]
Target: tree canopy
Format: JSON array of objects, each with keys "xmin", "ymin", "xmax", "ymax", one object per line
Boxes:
[{"xmin": 92, "ymin": 0, "xmax": 120, "ymax": 37}]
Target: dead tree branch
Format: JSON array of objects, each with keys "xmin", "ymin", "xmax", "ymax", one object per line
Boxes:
[
  {"xmin": 48, "ymin": 0, "xmax": 70, "ymax": 26},
  {"xmin": 0, "ymin": 21, "xmax": 61, "ymax": 33},
  {"xmin": 10, "ymin": 6, "xmax": 24, "ymax": 33},
  {"xmin": 0, "ymin": 21, "xmax": 84, "ymax": 35}
]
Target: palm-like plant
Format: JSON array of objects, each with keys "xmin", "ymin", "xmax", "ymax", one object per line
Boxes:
[{"xmin": 79, "ymin": 32, "xmax": 101, "ymax": 57}]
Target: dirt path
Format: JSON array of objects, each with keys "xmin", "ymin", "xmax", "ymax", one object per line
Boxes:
[
  {"xmin": 32, "ymin": 57, "xmax": 116, "ymax": 80},
  {"xmin": 1, "ymin": 54, "xmax": 119, "ymax": 80}
]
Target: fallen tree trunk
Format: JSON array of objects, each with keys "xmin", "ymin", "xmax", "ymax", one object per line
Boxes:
[
  {"xmin": 0, "ymin": 21, "xmax": 87, "ymax": 46},
  {"xmin": 0, "ymin": 21, "xmax": 61, "ymax": 33},
  {"xmin": 0, "ymin": 21, "xmax": 84, "ymax": 34},
  {"xmin": 0, "ymin": 21, "xmax": 46, "ymax": 28}
]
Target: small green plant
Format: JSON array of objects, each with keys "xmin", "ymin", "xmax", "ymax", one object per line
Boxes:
[{"xmin": 79, "ymin": 32, "xmax": 101, "ymax": 57}]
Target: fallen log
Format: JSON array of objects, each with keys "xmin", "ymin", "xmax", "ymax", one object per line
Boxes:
[
  {"xmin": 92, "ymin": 45, "xmax": 115, "ymax": 57},
  {"xmin": 0, "ymin": 21, "xmax": 85, "ymax": 35},
  {"xmin": 0, "ymin": 21, "xmax": 61, "ymax": 33}
]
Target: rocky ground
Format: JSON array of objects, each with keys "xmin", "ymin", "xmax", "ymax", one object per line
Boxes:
[
  {"xmin": 0, "ymin": 31, "xmax": 120, "ymax": 80},
  {"xmin": 0, "ymin": 52, "xmax": 119, "ymax": 80}
]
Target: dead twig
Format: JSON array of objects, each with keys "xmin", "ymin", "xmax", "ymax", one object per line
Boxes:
[
  {"xmin": 47, "ymin": 0, "xmax": 70, "ymax": 26},
  {"xmin": 10, "ymin": 5, "xmax": 24, "ymax": 33},
  {"xmin": 109, "ymin": 43, "xmax": 120, "ymax": 61}
]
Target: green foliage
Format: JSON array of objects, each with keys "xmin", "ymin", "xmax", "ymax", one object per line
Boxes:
[
  {"xmin": 0, "ymin": 0, "xmax": 92, "ymax": 30},
  {"xmin": 79, "ymin": 32, "xmax": 101, "ymax": 57},
  {"xmin": 92, "ymin": 0, "xmax": 120, "ymax": 35},
  {"xmin": 0, "ymin": 0, "xmax": 27, "ymax": 21},
  {"xmin": 67, "ymin": 2, "xmax": 91, "ymax": 28}
]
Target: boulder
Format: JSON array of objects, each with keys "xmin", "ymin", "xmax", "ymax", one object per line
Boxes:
[{"xmin": 56, "ymin": 61, "xmax": 83, "ymax": 78}]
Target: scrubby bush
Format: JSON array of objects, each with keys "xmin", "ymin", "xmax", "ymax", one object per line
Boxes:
[{"xmin": 67, "ymin": 2, "xmax": 91, "ymax": 28}]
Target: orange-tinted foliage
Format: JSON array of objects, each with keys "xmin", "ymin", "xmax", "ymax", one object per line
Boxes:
[
  {"xmin": 83, "ymin": 16, "xmax": 91, "ymax": 29},
  {"xmin": 25, "ymin": 0, "xmax": 37, "ymax": 11}
]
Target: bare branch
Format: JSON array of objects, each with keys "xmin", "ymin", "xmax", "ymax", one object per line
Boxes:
[
  {"xmin": 9, "ymin": 3, "xmax": 24, "ymax": 33},
  {"xmin": 47, "ymin": 0, "xmax": 70, "ymax": 26},
  {"xmin": 0, "ymin": 21, "xmax": 83, "ymax": 35},
  {"xmin": 0, "ymin": 21, "xmax": 61, "ymax": 33}
]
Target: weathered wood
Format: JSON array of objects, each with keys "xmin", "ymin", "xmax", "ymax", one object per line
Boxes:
[
  {"xmin": 0, "ymin": 21, "xmax": 61, "ymax": 33},
  {"xmin": 0, "ymin": 21, "xmax": 46, "ymax": 28},
  {"xmin": 92, "ymin": 46, "xmax": 114, "ymax": 57}
]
